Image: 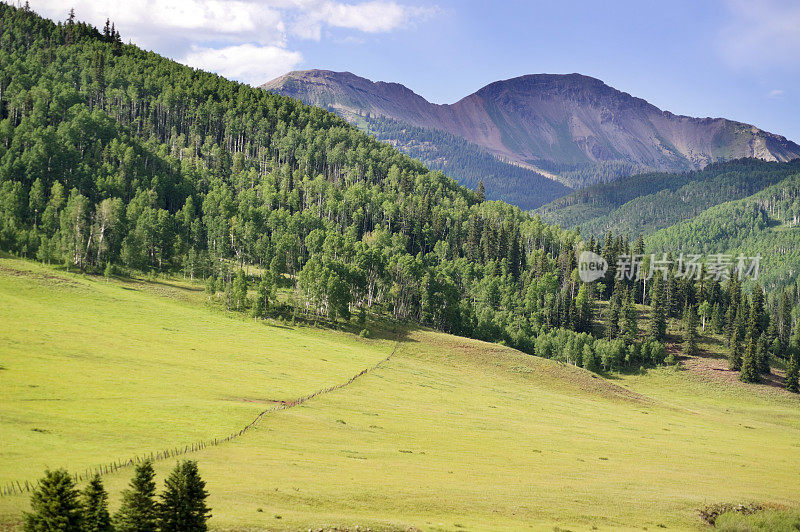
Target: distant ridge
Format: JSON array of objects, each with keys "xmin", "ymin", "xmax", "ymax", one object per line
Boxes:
[{"xmin": 263, "ymin": 70, "xmax": 800, "ymax": 194}]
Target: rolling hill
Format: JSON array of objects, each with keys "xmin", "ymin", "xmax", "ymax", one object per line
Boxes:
[{"xmin": 263, "ymin": 70, "xmax": 800, "ymax": 194}]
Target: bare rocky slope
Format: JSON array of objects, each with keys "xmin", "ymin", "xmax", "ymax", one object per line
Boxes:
[{"xmin": 263, "ymin": 70, "xmax": 800, "ymax": 188}]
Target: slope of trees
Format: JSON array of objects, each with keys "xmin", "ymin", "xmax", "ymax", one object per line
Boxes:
[
  {"xmin": 646, "ymin": 173, "xmax": 800, "ymax": 294},
  {"xmin": 0, "ymin": 3, "xmax": 593, "ymax": 360},
  {"xmin": 538, "ymin": 159, "xmax": 800, "ymax": 237}
]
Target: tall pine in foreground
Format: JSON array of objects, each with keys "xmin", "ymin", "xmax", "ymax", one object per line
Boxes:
[
  {"xmin": 158, "ymin": 460, "xmax": 211, "ymax": 532},
  {"xmin": 24, "ymin": 469, "xmax": 82, "ymax": 531},
  {"xmin": 114, "ymin": 461, "xmax": 158, "ymax": 532},
  {"xmin": 81, "ymin": 474, "xmax": 111, "ymax": 532}
]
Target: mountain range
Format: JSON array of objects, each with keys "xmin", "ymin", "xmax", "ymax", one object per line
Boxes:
[{"xmin": 263, "ymin": 70, "xmax": 800, "ymax": 206}]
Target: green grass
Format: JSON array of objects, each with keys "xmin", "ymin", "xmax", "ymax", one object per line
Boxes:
[
  {"xmin": 2, "ymin": 257, "xmax": 800, "ymax": 530},
  {"xmin": 714, "ymin": 507, "xmax": 800, "ymax": 531},
  {"xmin": 0, "ymin": 258, "xmax": 394, "ymax": 486}
]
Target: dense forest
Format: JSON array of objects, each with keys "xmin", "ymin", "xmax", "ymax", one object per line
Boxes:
[
  {"xmin": 646, "ymin": 173, "xmax": 800, "ymax": 295},
  {"xmin": 533, "ymin": 159, "xmax": 647, "ymax": 189},
  {"xmin": 538, "ymin": 159, "xmax": 800, "ymax": 237},
  {"xmin": 360, "ymin": 114, "xmax": 571, "ymax": 210},
  {"xmin": 1, "ymin": 3, "xmax": 799, "ymax": 387}
]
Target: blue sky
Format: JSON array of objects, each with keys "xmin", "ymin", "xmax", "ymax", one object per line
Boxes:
[{"xmin": 33, "ymin": 0, "xmax": 800, "ymax": 141}]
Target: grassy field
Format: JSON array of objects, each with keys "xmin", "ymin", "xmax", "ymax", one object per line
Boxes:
[{"xmin": 2, "ymin": 257, "xmax": 800, "ymax": 530}]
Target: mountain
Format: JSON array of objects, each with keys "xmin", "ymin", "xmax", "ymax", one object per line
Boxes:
[
  {"xmin": 360, "ymin": 114, "xmax": 571, "ymax": 209},
  {"xmin": 263, "ymin": 70, "xmax": 800, "ymax": 192},
  {"xmin": 537, "ymin": 159, "xmax": 800, "ymax": 237},
  {"xmin": 264, "ymin": 71, "xmax": 572, "ymax": 209}
]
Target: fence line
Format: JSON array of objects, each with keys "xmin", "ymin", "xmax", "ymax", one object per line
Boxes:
[{"xmin": 1, "ymin": 340, "xmax": 401, "ymax": 498}]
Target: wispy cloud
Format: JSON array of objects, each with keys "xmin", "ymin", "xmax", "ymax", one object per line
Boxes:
[
  {"xmin": 29, "ymin": 0, "xmax": 437, "ymax": 85},
  {"xmin": 718, "ymin": 0, "xmax": 800, "ymax": 70},
  {"xmin": 767, "ymin": 89, "xmax": 785, "ymax": 98}
]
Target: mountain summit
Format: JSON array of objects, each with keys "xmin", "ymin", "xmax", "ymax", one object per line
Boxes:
[{"xmin": 263, "ymin": 70, "xmax": 800, "ymax": 191}]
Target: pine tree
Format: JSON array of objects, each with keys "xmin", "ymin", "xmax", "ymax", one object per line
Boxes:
[
  {"xmin": 711, "ymin": 302, "xmax": 724, "ymax": 334},
  {"xmin": 114, "ymin": 461, "xmax": 158, "ymax": 532},
  {"xmin": 476, "ymin": 181, "xmax": 486, "ymax": 203},
  {"xmin": 605, "ymin": 289, "xmax": 621, "ymax": 339},
  {"xmin": 740, "ymin": 334, "xmax": 760, "ymax": 383},
  {"xmin": 778, "ymin": 291, "xmax": 792, "ymax": 351},
  {"xmin": 786, "ymin": 354, "xmax": 799, "ymax": 393},
  {"xmin": 622, "ymin": 291, "xmax": 638, "ymax": 343},
  {"xmin": 750, "ymin": 284, "xmax": 767, "ymax": 337},
  {"xmin": 158, "ymin": 460, "xmax": 211, "ymax": 532},
  {"xmin": 648, "ymin": 276, "xmax": 667, "ymax": 341},
  {"xmin": 728, "ymin": 329, "xmax": 743, "ymax": 371},
  {"xmin": 81, "ymin": 475, "xmax": 111, "ymax": 532},
  {"xmin": 24, "ymin": 469, "xmax": 82, "ymax": 531},
  {"xmin": 682, "ymin": 304, "xmax": 699, "ymax": 357}
]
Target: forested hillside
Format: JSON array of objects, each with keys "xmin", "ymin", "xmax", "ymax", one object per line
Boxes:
[
  {"xmin": 538, "ymin": 159, "xmax": 800, "ymax": 237},
  {"xmin": 0, "ymin": 3, "xmax": 587, "ymax": 358},
  {"xmin": 646, "ymin": 173, "xmax": 800, "ymax": 294},
  {"xmin": 3, "ymin": 4, "xmax": 800, "ymax": 387},
  {"xmin": 361, "ymin": 114, "xmax": 571, "ymax": 210}
]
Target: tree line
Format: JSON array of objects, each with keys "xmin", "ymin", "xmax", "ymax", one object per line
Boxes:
[{"xmin": 25, "ymin": 460, "xmax": 210, "ymax": 532}]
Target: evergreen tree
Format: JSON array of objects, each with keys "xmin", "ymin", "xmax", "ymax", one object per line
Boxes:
[
  {"xmin": 158, "ymin": 460, "xmax": 211, "ymax": 532},
  {"xmin": 728, "ymin": 329, "xmax": 742, "ymax": 371},
  {"xmin": 786, "ymin": 354, "xmax": 799, "ymax": 393},
  {"xmin": 604, "ymin": 292, "xmax": 621, "ymax": 339},
  {"xmin": 711, "ymin": 302, "xmax": 724, "ymax": 335},
  {"xmin": 114, "ymin": 461, "xmax": 158, "ymax": 532},
  {"xmin": 622, "ymin": 291, "xmax": 638, "ymax": 343},
  {"xmin": 740, "ymin": 334, "xmax": 760, "ymax": 383},
  {"xmin": 476, "ymin": 181, "xmax": 486, "ymax": 203},
  {"xmin": 682, "ymin": 304, "xmax": 699, "ymax": 356},
  {"xmin": 81, "ymin": 475, "xmax": 111, "ymax": 532},
  {"xmin": 778, "ymin": 291, "xmax": 792, "ymax": 351},
  {"xmin": 24, "ymin": 469, "xmax": 82, "ymax": 532},
  {"xmin": 648, "ymin": 276, "xmax": 667, "ymax": 341}
]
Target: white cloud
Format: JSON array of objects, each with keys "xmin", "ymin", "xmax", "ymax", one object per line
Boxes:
[
  {"xmin": 768, "ymin": 89, "xmax": 785, "ymax": 98},
  {"xmin": 182, "ymin": 44, "xmax": 303, "ymax": 85},
  {"xmin": 718, "ymin": 0, "xmax": 800, "ymax": 70},
  {"xmin": 289, "ymin": 0, "xmax": 438, "ymax": 41},
  {"xmin": 28, "ymin": 0, "xmax": 436, "ymax": 85},
  {"xmin": 30, "ymin": 0, "xmax": 286, "ymax": 51}
]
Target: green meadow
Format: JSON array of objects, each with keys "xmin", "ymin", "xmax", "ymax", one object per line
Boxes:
[{"xmin": 2, "ymin": 257, "xmax": 800, "ymax": 530}]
